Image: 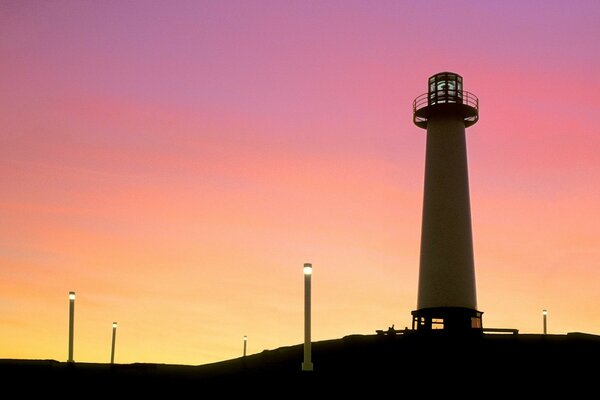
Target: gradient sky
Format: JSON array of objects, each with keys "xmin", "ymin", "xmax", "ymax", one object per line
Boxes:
[{"xmin": 1, "ymin": 0, "xmax": 600, "ymax": 365}]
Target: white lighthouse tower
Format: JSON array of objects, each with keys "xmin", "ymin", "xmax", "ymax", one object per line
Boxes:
[{"xmin": 411, "ymin": 72, "xmax": 483, "ymax": 333}]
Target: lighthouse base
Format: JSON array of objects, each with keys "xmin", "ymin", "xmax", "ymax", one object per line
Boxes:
[{"xmin": 411, "ymin": 307, "xmax": 483, "ymax": 334}]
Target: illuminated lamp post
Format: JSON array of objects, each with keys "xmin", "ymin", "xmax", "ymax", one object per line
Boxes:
[
  {"xmin": 68, "ymin": 291, "xmax": 75, "ymax": 363},
  {"xmin": 302, "ymin": 263, "xmax": 313, "ymax": 371},
  {"xmin": 111, "ymin": 322, "xmax": 118, "ymax": 364}
]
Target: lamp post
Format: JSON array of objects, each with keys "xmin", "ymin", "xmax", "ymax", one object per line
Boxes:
[
  {"xmin": 302, "ymin": 263, "xmax": 313, "ymax": 371},
  {"xmin": 111, "ymin": 322, "xmax": 118, "ymax": 364},
  {"xmin": 68, "ymin": 291, "xmax": 75, "ymax": 362},
  {"xmin": 543, "ymin": 309, "xmax": 548, "ymax": 335},
  {"xmin": 243, "ymin": 335, "xmax": 247, "ymax": 357}
]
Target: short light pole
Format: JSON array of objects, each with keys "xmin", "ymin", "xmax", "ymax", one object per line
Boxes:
[
  {"xmin": 111, "ymin": 322, "xmax": 118, "ymax": 364},
  {"xmin": 68, "ymin": 291, "xmax": 75, "ymax": 363},
  {"xmin": 543, "ymin": 309, "xmax": 548, "ymax": 335},
  {"xmin": 302, "ymin": 263, "xmax": 313, "ymax": 371},
  {"xmin": 243, "ymin": 335, "xmax": 247, "ymax": 357}
]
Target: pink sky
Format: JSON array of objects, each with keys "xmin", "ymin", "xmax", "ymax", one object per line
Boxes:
[{"xmin": 1, "ymin": 0, "xmax": 600, "ymax": 364}]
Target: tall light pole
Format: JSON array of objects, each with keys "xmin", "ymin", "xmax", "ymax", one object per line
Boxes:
[
  {"xmin": 243, "ymin": 335, "xmax": 247, "ymax": 357},
  {"xmin": 111, "ymin": 322, "xmax": 118, "ymax": 364},
  {"xmin": 302, "ymin": 263, "xmax": 313, "ymax": 371},
  {"xmin": 68, "ymin": 291, "xmax": 75, "ymax": 363},
  {"xmin": 543, "ymin": 309, "xmax": 548, "ymax": 335}
]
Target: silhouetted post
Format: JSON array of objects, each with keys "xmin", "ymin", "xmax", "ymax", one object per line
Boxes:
[
  {"xmin": 243, "ymin": 335, "xmax": 247, "ymax": 357},
  {"xmin": 543, "ymin": 309, "xmax": 548, "ymax": 334},
  {"xmin": 68, "ymin": 291, "xmax": 75, "ymax": 362},
  {"xmin": 111, "ymin": 322, "xmax": 117, "ymax": 364},
  {"xmin": 302, "ymin": 263, "xmax": 313, "ymax": 371}
]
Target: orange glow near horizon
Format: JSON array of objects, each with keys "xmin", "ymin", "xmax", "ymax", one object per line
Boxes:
[{"xmin": 1, "ymin": 1, "xmax": 600, "ymax": 364}]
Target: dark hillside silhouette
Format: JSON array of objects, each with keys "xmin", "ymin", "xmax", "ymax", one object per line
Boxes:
[{"xmin": 2, "ymin": 333, "xmax": 599, "ymax": 395}]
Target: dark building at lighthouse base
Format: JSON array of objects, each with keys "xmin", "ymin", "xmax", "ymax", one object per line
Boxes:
[{"xmin": 411, "ymin": 307, "xmax": 483, "ymax": 333}]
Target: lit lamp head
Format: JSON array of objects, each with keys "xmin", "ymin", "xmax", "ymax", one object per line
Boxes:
[
  {"xmin": 112, "ymin": 322, "xmax": 118, "ymax": 329},
  {"xmin": 303, "ymin": 263, "xmax": 312, "ymax": 275},
  {"xmin": 543, "ymin": 309, "xmax": 548, "ymax": 316},
  {"xmin": 69, "ymin": 291, "xmax": 76, "ymax": 300},
  {"xmin": 243, "ymin": 335, "xmax": 247, "ymax": 341}
]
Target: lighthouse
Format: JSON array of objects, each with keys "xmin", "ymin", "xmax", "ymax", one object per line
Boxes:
[{"xmin": 411, "ymin": 72, "xmax": 483, "ymax": 333}]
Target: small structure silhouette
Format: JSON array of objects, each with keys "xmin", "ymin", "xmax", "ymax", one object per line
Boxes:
[{"xmin": 376, "ymin": 324, "xmax": 399, "ymax": 337}]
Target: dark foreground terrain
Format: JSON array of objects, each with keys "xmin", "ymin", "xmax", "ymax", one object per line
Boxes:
[{"xmin": 2, "ymin": 332, "xmax": 599, "ymax": 395}]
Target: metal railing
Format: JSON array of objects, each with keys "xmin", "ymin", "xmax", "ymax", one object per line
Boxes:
[{"xmin": 413, "ymin": 90, "xmax": 479, "ymax": 114}]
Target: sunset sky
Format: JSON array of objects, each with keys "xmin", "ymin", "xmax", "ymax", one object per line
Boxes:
[{"xmin": 1, "ymin": 0, "xmax": 600, "ymax": 365}]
